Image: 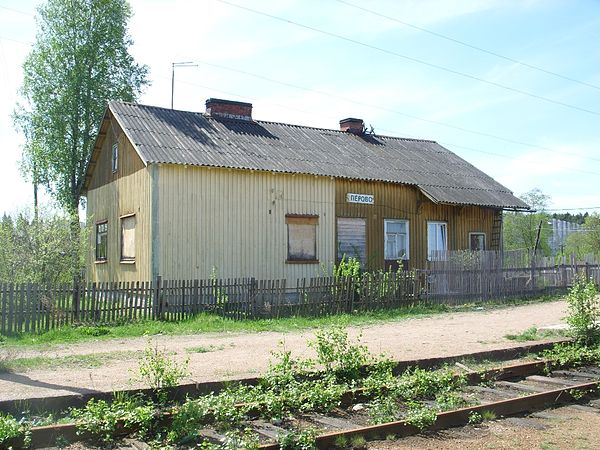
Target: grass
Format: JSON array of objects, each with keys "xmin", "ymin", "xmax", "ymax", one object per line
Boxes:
[
  {"xmin": 505, "ymin": 326, "xmax": 567, "ymax": 342},
  {"xmin": 185, "ymin": 344, "xmax": 224, "ymax": 353},
  {"xmin": 0, "ymin": 350, "xmax": 140, "ymax": 373},
  {"xmin": 0, "ymin": 294, "xmax": 563, "ymax": 349}
]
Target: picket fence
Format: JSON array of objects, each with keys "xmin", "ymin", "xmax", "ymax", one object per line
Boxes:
[{"xmin": 1, "ymin": 258, "xmax": 598, "ymax": 335}]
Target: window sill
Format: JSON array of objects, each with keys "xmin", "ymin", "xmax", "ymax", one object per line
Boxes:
[
  {"xmin": 94, "ymin": 260, "xmax": 107, "ymax": 265},
  {"xmin": 286, "ymin": 259, "xmax": 319, "ymax": 265},
  {"xmin": 120, "ymin": 260, "xmax": 136, "ymax": 265}
]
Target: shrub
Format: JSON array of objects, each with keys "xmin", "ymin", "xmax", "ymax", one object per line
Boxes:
[
  {"xmin": 133, "ymin": 341, "xmax": 190, "ymax": 403},
  {"xmin": 565, "ymin": 274, "xmax": 600, "ymax": 346},
  {"xmin": 0, "ymin": 413, "xmax": 29, "ymax": 448}
]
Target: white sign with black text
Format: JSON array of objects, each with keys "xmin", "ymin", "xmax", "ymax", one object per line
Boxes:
[{"xmin": 346, "ymin": 193, "xmax": 375, "ymax": 205}]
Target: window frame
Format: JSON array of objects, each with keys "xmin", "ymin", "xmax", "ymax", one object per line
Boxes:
[
  {"xmin": 120, "ymin": 213, "xmax": 136, "ymax": 263},
  {"xmin": 427, "ymin": 221, "xmax": 448, "ymax": 261},
  {"xmin": 95, "ymin": 220, "xmax": 108, "ymax": 263},
  {"xmin": 384, "ymin": 219, "xmax": 410, "ymax": 260},
  {"xmin": 469, "ymin": 232, "xmax": 486, "ymax": 251},
  {"xmin": 286, "ymin": 214, "xmax": 319, "ymax": 264},
  {"xmin": 111, "ymin": 142, "xmax": 118, "ymax": 173}
]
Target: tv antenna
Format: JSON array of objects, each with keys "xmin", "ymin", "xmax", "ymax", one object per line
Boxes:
[{"xmin": 171, "ymin": 61, "xmax": 197, "ymax": 109}]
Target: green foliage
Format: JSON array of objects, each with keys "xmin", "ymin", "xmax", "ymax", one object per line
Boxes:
[
  {"xmin": 394, "ymin": 367, "xmax": 465, "ymax": 401},
  {"xmin": 435, "ymin": 391, "xmax": 467, "ymax": 411},
  {"xmin": 368, "ymin": 396, "xmax": 398, "ymax": 424},
  {"xmin": 481, "ymin": 410, "xmax": 497, "ymax": 421},
  {"xmin": 404, "ymin": 401, "xmax": 437, "ymax": 430},
  {"xmin": 543, "ymin": 342, "xmax": 600, "ymax": 368},
  {"xmin": 14, "ymin": 0, "xmax": 149, "ymax": 212},
  {"xmin": 309, "ymin": 326, "xmax": 372, "ymax": 381},
  {"xmin": 333, "ymin": 255, "xmax": 361, "ymax": 280},
  {"xmin": 221, "ymin": 428, "xmax": 261, "ymax": 450},
  {"xmin": 167, "ymin": 386, "xmax": 249, "ymax": 443},
  {"xmin": 279, "ymin": 427, "xmax": 318, "ymax": 450},
  {"xmin": 0, "ymin": 209, "xmax": 87, "ymax": 283},
  {"xmin": 0, "ymin": 413, "xmax": 29, "ymax": 448},
  {"xmin": 70, "ymin": 394, "xmax": 154, "ymax": 444},
  {"xmin": 504, "ymin": 326, "xmax": 566, "ymax": 342},
  {"xmin": 565, "ymin": 213, "xmax": 600, "ymax": 258},
  {"xmin": 468, "ymin": 411, "xmax": 482, "ymax": 424},
  {"xmin": 503, "ymin": 188, "xmax": 552, "ymax": 255},
  {"xmin": 133, "ymin": 342, "xmax": 190, "ymax": 403},
  {"xmin": 565, "ymin": 274, "xmax": 600, "ymax": 345}
]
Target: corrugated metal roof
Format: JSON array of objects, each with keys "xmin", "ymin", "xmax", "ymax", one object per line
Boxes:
[{"xmin": 108, "ymin": 101, "xmax": 529, "ymax": 210}]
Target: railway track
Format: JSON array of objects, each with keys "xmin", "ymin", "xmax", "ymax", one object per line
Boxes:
[{"xmin": 17, "ymin": 358, "xmax": 600, "ymax": 449}]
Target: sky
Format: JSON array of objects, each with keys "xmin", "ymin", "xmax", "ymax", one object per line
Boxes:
[{"xmin": 0, "ymin": 0, "xmax": 599, "ymax": 217}]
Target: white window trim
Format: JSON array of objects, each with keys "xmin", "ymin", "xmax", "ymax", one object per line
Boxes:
[
  {"xmin": 111, "ymin": 143, "xmax": 118, "ymax": 173},
  {"xmin": 427, "ymin": 221, "xmax": 448, "ymax": 260},
  {"xmin": 384, "ymin": 219, "xmax": 409, "ymax": 260},
  {"xmin": 469, "ymin": 232, "xmax": 486, "ymax": 251}
]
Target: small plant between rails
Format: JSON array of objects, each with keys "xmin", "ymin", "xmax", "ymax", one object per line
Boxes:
[{"xmin": 1, "ymin": 276, "xmax": 599, "ymax": 449}]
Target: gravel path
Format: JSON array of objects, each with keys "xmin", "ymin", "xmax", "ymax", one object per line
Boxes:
[{"xmin": 0, "ymin": 300, "xmax": 567, "ymax": 401}]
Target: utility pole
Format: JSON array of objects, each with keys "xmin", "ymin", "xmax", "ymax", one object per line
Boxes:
[{"xmin": 171, "ymin": 62, "xmax": 197, "ymax": 109}]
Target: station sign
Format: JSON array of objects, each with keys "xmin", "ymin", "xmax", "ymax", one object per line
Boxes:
[{"xmin": 346, "ymin": 193, "xmax": 375, "ymax": 205}]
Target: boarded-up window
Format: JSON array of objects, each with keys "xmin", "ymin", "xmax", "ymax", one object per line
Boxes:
[
  {"xmin": 470, "ymin": 232, "xmax": 486, "ymax": 251},
  {"xmin": 286, "ymin": 215, "xmax": 318, "ymax": 262},
  {"xmin": 121, "ymin": 215, "xmax": 136, "ymax": 261},
  {"xmin": 337, "ymin": 217, "xmax": 366, "ymax": 265},
  {"xmin": 96, "ymin": 221, "xmax": 108, "ymax": 261}
]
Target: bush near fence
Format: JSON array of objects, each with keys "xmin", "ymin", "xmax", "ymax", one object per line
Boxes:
[{"xmin": 1, "ymin": 251, "xmax": 599, "ymax": 336}]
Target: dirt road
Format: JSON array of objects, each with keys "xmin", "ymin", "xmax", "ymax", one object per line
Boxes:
[{"xmin": 0, "ymin": 300, "xmax": 567, "ymax": 401}]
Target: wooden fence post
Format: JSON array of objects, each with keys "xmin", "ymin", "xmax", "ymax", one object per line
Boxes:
[
  {"xmin": 153, "ymin": 276, "xmax": 162, "ymax": 320},
  {"xmin": 72, "ymin": 277, "xmax": 81, "ymax": 322}
]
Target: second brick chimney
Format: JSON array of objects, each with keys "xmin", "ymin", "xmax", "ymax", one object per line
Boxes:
[
  {"xmin": 339, "ymin": 118, "xmax": 364, "ymax": 135},
  {"xmin": 205, "ymin": 98, "xmax": 252, "ymax": 121}
]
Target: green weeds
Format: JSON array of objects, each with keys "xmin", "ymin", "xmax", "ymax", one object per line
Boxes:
[
  {"xmin": 0, "ymin": 351, "xmax": 139, "ymax": 373},
  {"xmin": 505, "ymin": 326, "xmax": 566, "ymax": 342},
  {"xmin": 70, "ymin": 394, "xmax": 155, "ymax": 444},
  {"xmin": 565, "ymin": 274, "xmax": 600, "ymax": 346},
  {"xmin": 0, "ymin": 413, "xmax": 29, "ymax": 448},
  {"xmin": 131, "ymin": 342, "xmax": 189, "ymax": 404}
]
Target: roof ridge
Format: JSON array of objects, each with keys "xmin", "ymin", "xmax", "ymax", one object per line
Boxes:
[{"xmin": 110, "ymin": 101, "xmax": 437, "ymax": 143}]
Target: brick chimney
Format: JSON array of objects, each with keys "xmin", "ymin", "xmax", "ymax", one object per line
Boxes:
[
  {"xmin": 339, "ymin": 117, "xmax": 364, "ymax": 135},
  {"xmin": 205, "ymin": 98, "xmax": 252, "ymax": 121}
]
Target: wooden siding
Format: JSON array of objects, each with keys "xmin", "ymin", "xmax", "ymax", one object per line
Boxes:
[
  {"xmin": 335, "ymin": 179, "xmax": 498, "ymax": 270},
  {"xmin": 156, "ymin": 166, "xmax": 336, "ymax": 281},
  {"xmin": 86, "ymin": 167, "xmax": 152, "ymax": 282},
  {"xmin": 87, "ymin": 115, "xmax": 145, "ymax": 191}
]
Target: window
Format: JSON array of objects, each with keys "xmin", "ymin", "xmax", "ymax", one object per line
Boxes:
[
  {"xmin": 286, "ymin": 214, "xmax": 318, "ymax": 262},
  {"xmin": 469, "ymin": 232, "xmax": 486, "ymax": 251},
  {"xmin": 427, "ymin": 221, "xmax": 447, "ymax": 260},
  {"xmin": 121, "ymin": 214, "xmax": 136, "ymax": 262},
  {"xmin": 337, "ymin": 217, "xmax": 366, "ymax": 265},
  {"xmin": 111, "ymin": 143, "xmax": 118, "ymax": 173},
  {"xmin": 95, "ymin": 221, "xmax": 108, "ymax": 261},
  {"xmin": 384, "ymin": 219, "xmax": 409, "ymax": 260}
]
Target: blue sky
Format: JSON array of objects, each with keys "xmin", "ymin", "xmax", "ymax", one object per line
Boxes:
[{"xmin": 0, "ymin": 0, "xmax": 599, "ymax": 216}]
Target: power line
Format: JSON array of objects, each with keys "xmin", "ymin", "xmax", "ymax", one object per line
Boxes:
[
  {"xmin": 214, "ymin": 0, "xmax": 600, "ymax": 117},
  {"xmin": 547, "ymin": 207, "xmax": 600, "ymax": 211},
  {"xmin": 0, "ymin": 5, "xmax": 34, "ymax": 16},
  {"xmin": 335, "ymin": 0, "xmax": 600, "ymax": 92},
  {"xmin": 189, "ymin": 59, "xmax": 600, "ymax": 164}
]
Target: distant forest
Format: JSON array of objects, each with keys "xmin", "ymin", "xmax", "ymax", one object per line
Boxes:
[{"xmin": 551, "ymin": 212, "xmax": 588, "ymax": 224}]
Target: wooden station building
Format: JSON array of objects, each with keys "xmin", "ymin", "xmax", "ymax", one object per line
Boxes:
[{"xmin": 81, "ymin": 98, "xmax": 529, "ymax": 282}]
